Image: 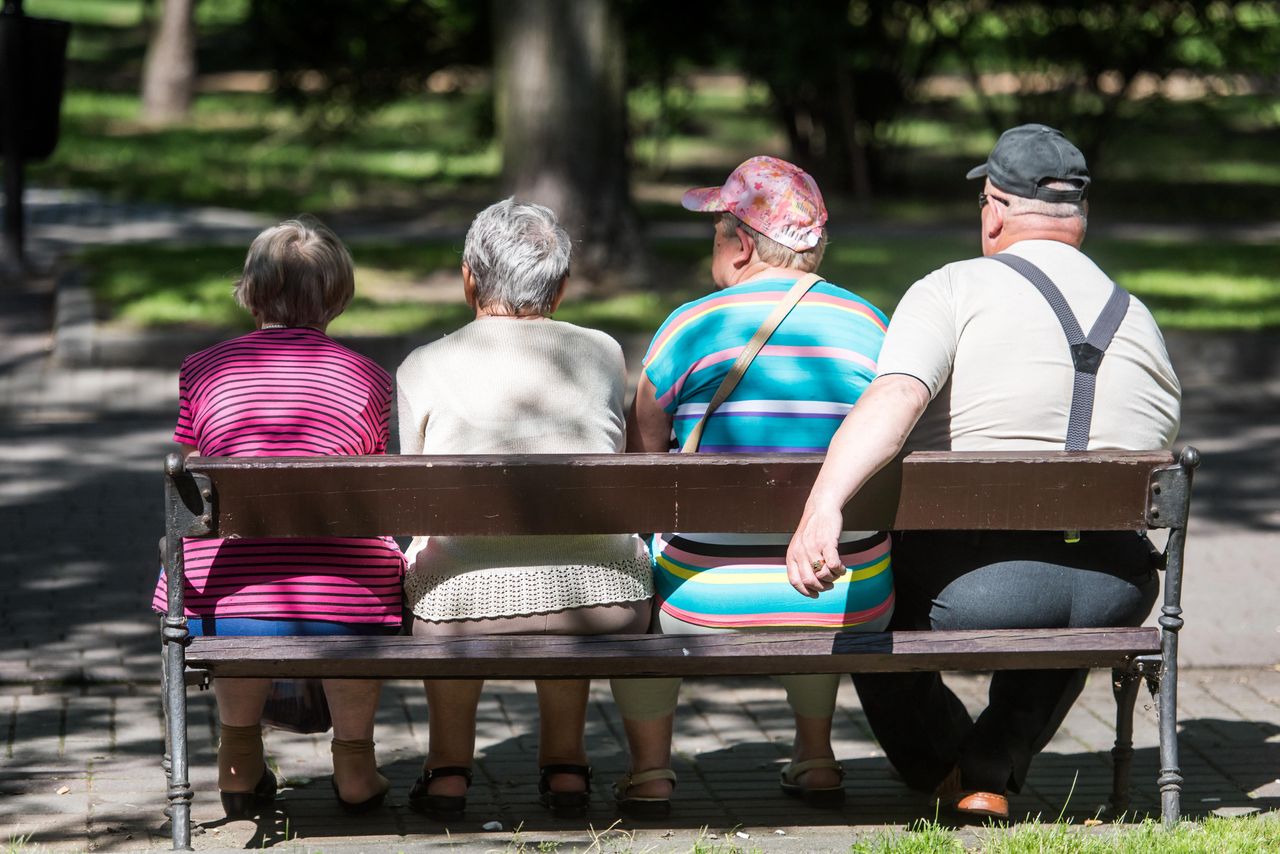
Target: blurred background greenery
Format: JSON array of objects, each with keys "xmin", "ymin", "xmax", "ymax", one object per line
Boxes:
[{"xmin": 24, "ymin": 0, "xmax": 1280, "ymax": 335}]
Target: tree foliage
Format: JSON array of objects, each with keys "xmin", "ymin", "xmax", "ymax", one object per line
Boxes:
[
  {"xmin": 247, "ymin": 0, "xmax": 489, "ymax": 130},
  {"xmin": 242, "ymin": 0, "xmax": 1279, "ymax": 190},
  {"xmin": 949, "ymin": 1, "xmax": 1280, "ymax": 164},
  {"xmin": 622, "ymin": 0, "xmax": 1278, "ymax": 194}
]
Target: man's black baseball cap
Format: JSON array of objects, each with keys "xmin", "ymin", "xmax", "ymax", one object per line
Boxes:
[{"xmin": 966, "ymin": 123, "xmax": 1090, "ymax": 202}]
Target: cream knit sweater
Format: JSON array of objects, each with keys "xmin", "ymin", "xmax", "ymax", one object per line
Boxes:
[{"xmin": 396, "ymin": 317, "xmax": 652, "ymax": 621}]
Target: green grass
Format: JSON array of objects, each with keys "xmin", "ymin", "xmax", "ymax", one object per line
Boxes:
[
  {"xmin": 29, "ymin": 0, "xmax": 249, "ymax": 27},
  {"xmin": 31, "ymin": 89, "xmax": 500, "ymax": 216},
  {"xmin": 33, "ymin": 81, "xmax": 1280, "ymax": 223},
  {"xmin": 79, "ymin": 234, "xmax": 1279, "ymax": 335},
  {"xmin": 852, "ymin": 816, "xmax": 1280, "ymax": 853}
]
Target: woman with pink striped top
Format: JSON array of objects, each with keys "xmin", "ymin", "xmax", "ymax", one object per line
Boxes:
[{"xmin": 151, "ymin": 218, "xmax": 404, "ymax": 817}]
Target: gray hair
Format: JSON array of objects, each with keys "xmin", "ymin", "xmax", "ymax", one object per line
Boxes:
[
  {"xmin": 463, "ymin": 198, "xmax": 572, "ymax": 315},
  {"xmin": 1006, "ymin": 180, "xmax": 1089, "ymax": 232},
  {"xmin": 234, "ymin": 216, "xmax": 354, "ymax": 327},
  {"xmin": 717, "ymin": 213, "xmax": 826, "ymax": 273}
]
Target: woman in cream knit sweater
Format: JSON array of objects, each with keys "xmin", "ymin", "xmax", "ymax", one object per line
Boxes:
[{"xmin": 396, "ymin": 199, "xmax": 652, "ymax": 820}]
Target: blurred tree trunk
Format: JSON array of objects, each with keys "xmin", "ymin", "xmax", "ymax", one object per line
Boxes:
[
  {"xmin": 493, "ymin": 0, "xmax": 643, "ymax": 287},
  {"xmin": 140, "ymin": 0, "xmax": 196, "ymax": 123}
]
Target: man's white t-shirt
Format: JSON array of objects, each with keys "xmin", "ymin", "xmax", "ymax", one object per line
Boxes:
[{"xmin": 877, "ymin": 239, "xmax": 1181, "ymax": 452}]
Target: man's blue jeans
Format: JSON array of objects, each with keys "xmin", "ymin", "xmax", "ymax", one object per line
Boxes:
[{"xmin": 852, "ymin": 530, "xmax": 1159, "ymax": 795}]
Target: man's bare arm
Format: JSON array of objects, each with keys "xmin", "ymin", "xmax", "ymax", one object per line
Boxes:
[{"xmin": 785, "ymin": 374, "xmax": 931, "ymax": 597}]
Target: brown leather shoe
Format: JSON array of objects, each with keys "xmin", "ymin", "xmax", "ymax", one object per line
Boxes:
[
  {"xmin": 933, "ymin": 765, "xmax": 963, "ymax": 801},
  {"xmin": 954, "ymin": 790, "xmax": 1009, "ymax": 820},
  {"xmin": 934, "ymin": 766, "xmax": 1009, "ymax": 820}
]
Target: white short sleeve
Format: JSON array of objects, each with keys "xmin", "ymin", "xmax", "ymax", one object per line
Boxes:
[{"xmin": 875, "ymin": 267, "xmax": 958, "ymax": 399}]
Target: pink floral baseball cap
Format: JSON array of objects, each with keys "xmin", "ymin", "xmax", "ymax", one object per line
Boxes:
[{"xmin": 681, "ymin": 156, "xmax": 827, "ymax": 252}]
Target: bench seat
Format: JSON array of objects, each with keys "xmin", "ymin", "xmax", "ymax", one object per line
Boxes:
[{"xmin": 185, "ymin": 627, "xmax": 1160, "ymax": 680}]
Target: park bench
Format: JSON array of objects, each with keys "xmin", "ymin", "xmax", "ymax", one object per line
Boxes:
[{"xmin": 159, "ymin": 447, "xmax": 1198, "ymax": 850}]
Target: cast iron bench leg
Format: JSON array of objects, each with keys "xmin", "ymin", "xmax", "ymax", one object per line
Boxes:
[
  {"xmin": 1155, "ymin": 503, "xmax": 1191, "ymax": 827},
  {"xmin": 1109, "ymin": 666, "xmax": 1142, "ymax": 814},
  {"xmin": 161, "ymin": 463, "xmax": 196, "ymax": 851},
  {"xmin": 163, "ymin": 617, "xmax": 193, "ymax": 850},
  {"xmin": 1156, "ymin": 618, "xmax": 1183, "ymax": 827}
]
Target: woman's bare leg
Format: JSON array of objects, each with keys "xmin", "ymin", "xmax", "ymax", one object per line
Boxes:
[
  {"xmin": 536, "ymin": 679, "xmax": 591, "ymax": 792},
  {"xmin": 779, "ymin": 674, "xmax": 842, "ymax": 788},
  {"xmin": 423, "ymin": 679, "xmax": 485, "ymax": 797},
  {"xmin": 791, "ymin": 713, "xmax": 841, "ymax": 788},
  {"xmin": 618, "ymin": 714, "xmax": 676, "ymax": 798}
]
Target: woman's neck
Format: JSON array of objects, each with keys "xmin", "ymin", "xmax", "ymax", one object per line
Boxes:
[
  {"xmin": 474, "ymin": 305, "xmax": 549, "ymax": 320},
  {"xmin": 257, "ymin": 321, "xmax": 326, "ymax": 332}
]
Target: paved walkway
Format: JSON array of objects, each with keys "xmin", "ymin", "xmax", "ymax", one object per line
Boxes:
[{"xmin": 1, "ymin": 202, "xmax": 1278, "ymax": 850}]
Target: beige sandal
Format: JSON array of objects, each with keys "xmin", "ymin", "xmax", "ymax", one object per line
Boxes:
[
  {"xmin": 779, "ymin": 757, "xmax": 846, "ymax": 807},
  {"xmin": 613, "ymin": 767, "xmax": 677, "ymax": 818}
]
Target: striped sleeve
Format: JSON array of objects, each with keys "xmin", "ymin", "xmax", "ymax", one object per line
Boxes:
[{"xmin": 173, "ymin": 357, "xmax": 197, "ymax": 445}]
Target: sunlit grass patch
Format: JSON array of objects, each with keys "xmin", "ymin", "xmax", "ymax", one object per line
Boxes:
[
  {"xmin": 78, "ymin": 234, "xmax": 1279, "ymax": 335},
  {"xmin": 32, "ymin": 88, "xmax": 500, "ymax": 215},
  {"xmin": 1091, "ymin": 240, "xmax": 1280, "ymax": 330},
  {"xmin": 852, "ymin": 815, "xmax": 1280, "ymax": 853}
]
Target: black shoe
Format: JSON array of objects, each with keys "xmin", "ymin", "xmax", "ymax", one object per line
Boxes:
[
  {"xmin": 539, "ymin": 763, "xmax": 591, "ymax": 818},
  {"xmin": 220, "ymin": 767, "xmax": 277, "ymax": 819},
  {"xmin": 407, "ymin": 766, "xmax": 472, "ymax": 821},
  {"xmin": 331, "ymin": 777, "xmax": 388, "ymax": 815}
]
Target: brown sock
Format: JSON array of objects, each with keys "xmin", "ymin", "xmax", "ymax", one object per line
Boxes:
[
  {"xmin": 218, "ymin": 723, "xmax": 265, "ymax": 793},
  {"xmin": 331, "ymin": 738, "xmax": 389, "ymax": 803}
]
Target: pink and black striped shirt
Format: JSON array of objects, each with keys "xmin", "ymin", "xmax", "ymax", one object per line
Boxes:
[{"xmin": 151, "ymin": 328, "xmax": 405, "ymax": 625}]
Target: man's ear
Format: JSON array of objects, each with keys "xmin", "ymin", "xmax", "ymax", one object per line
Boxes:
[
  {"xmin": 733, "ymin": 226, "xmax": 756, "ymax": 269},
  {"xmin": 986, "ymin": 207, "xmax": 1005, "ymax": 242}
]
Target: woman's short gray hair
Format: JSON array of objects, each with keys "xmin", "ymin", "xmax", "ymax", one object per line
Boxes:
[
  {"xmin": 717, "ymin": 213, "xmax": 826, "ymax": 273},
  {"xmin": 463, "ymin": 198, "xmax": 572, "ymax": 315},
  {"xmin": 234, "ymin": 216, "xmax": 354, "ymax": 327}
]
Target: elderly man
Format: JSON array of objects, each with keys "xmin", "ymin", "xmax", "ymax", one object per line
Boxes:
[{"xmin": 787, "ymin": 124, "xmax": 1181, "ymax": 819}]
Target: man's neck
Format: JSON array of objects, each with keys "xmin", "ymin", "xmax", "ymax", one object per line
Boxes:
[{"xmin": 989, "ymin": 223, "xmax": 1085, "ymax": 255}]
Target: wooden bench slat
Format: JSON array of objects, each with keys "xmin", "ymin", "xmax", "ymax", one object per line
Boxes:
[
  {"xmin": 185, "ymin": 450, "xmax": 1174, "ymax": 537},
  {"xmin": 185, "ymin": 627, "xmax": 1160, "ymax": 679}
]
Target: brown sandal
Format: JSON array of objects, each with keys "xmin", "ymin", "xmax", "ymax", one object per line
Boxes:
[
  {"xmin": 613, "ymin": 767, "xmax": 677, "ymax": 818},
  {"xmin": 779, "ymin": 757, "xmax": 846, "ymax": 807}
]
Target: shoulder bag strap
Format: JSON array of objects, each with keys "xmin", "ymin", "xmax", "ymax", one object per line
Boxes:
[
  {"xmin": 681, "ymin": 273, "xmax": 824, "ymax": 453},
  {"xmin": 991, "ymin": 253, "xmax": 1131, "ymax": 451}
]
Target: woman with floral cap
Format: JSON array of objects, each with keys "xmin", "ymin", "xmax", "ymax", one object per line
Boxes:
[{"xmin": 609, "ymin": 157, "xmax": 895, "ymax": 815}]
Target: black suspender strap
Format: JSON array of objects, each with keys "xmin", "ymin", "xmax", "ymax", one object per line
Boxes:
[{"xmin": 991, "ymin": 253, "xmax": 1131, "ymax": 451}]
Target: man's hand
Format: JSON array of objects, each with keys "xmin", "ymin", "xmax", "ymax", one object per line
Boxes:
[
  {"xmin": 786, "ymin": 502, "xmax": 847, "ymax": 598},
  {"xmin": 783, "ymin": 375, "xmax": 931, "ymax": 598}
]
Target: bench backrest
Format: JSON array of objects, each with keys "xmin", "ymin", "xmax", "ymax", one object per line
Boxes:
[{"xmin": 166, "ymin": 450, "xmax": 1189, "ymax": 540}]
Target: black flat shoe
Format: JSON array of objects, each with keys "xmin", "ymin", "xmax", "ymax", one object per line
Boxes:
[
  {"xmin": 220, "ymin": 767, "xmax": 277, "ymax": 819},
  {"xmin": 539, "ymin": 763, "xmax": 591, "ymax": 818},
  {"xmin": 407, "ymin": 766, "xmax": 472, "ymax": 821},
  {"xmin": 331, "ymin": 777, "xmax": 388, "ymax": 814}
]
